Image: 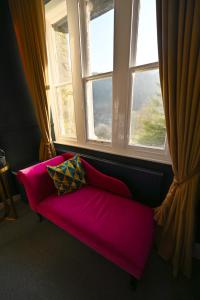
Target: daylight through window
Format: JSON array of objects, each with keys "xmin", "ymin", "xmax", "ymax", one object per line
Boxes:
[
  {"xmin": 129, "ymin": 0, "xmax": 166, "ymax": 149},
  {"xmin": 83, "ymin": 0, "xmax": 114, "ymax": 142}
]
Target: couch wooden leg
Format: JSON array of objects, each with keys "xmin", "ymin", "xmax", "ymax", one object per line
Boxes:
[
  {"xmin": 130, "ymin": 276, "xmax": 138, "ymax": 291},
  {"xmin": 37, "ymin": 213, "xmax": 44, "ymax": 222}
]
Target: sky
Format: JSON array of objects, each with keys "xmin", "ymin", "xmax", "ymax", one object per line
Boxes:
[{"xmin": 90, "ymin": 0, "xmax": 158, "ymax": 74}]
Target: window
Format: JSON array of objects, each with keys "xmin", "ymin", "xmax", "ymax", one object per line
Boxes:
[
  {"xmin": 45, "ymin": 0, "xmax": 76, "ymax": 141},
  {"xmin": 45, "ymin": 0, "xmax": 170, "ymax": 164},
  {"xmin": 129, "ymin": 0, "xmax": 166, "ymax": 149},
  {"xmin": 129, "ymin": 70, "xmax": 165, "ymax": 148},
  {"xmin": 82, "ymin": 0, "xmax": 114, "ymax": 142},
  {"xmin": 85, "ymin": 77, "xmax": 112, "ymax": 141}
]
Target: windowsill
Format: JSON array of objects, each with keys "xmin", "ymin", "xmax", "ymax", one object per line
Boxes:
[{"xmin": 54, "ymin": 139, "xmax": 172, "ymax": 165}]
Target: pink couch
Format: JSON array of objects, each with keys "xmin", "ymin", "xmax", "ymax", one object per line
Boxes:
[{"xmin": 17, "ymin": 153, "xmax": 154, "ymax": 279}]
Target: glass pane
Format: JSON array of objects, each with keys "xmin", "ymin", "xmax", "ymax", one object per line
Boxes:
[
  {"xmin": 129, "ymin": 70, "xmax": 166, "ymax": 148},
  {"xmin": 87, "ymin": 0, "xmax": 114, "ymax": 74},
  {"xmin": 56, "ymin": 84, "xmax": 76, "ymax": 138},
  {"xmin": 135, "ymin": 0, "xmax": 158, "ymax": 66},
  {"xmin": 86, "ymin": 77, "xmax": 112, "ymax": 141},
  {"xmin": 53, "ymin": 17, "xmax": 72, "ymax": 83}
]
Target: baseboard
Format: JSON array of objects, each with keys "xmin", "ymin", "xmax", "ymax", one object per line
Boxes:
[
  {"xmin": 193, "ymin": 243, "xmax": 200, "ymax": 259},
  {"xmin": 0, "ymin": 194, "xmax": 21, "ymax": 210}
]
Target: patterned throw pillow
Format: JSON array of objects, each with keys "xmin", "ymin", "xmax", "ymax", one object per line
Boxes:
[{"xmin": 47, "ymin": 155, "xmax": 86, "ymax": 195}]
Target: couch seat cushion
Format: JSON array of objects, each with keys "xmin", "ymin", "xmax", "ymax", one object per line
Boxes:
[{"xmin": 37, "ymin": 185, "xmax": 154, "ymax": 278}]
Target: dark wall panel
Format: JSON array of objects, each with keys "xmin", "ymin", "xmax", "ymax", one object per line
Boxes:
[{"xmin": 0, "ymin": 0, "xmax": 40, "ymax": 171}]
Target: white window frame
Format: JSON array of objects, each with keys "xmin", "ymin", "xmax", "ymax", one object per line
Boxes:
[
  {"xmin": 125, "ymin": 0, "xmax": 169, "ymax": 162},
  {"xmin": 79, "ymin": 0, "xmax": 114, "ymax": 146},
  {"xmin": 45, "ymin": 0, "xmax": 171, "ymax": 164},
  {"xmin": 45, "ymin": 0, "xmax": 80, "ymax": 143}
]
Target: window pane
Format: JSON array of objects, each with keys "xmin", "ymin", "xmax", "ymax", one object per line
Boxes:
[
  {"xmin": 56, "ymin": 84, "xmax": 76, "ymax": 138},
  {"xmin": 129, "ymin": 69, "xmax": 166, "ymax": 148},
  {"xmin": 135, "ymin": 0, "xmax": 158, "ymax": 66},
  {"xmin": 53, "ymin": 17, "xmax": 72, "ymax": 83},
  {"xmin": 86, "ymin": 77, "xmax": 112, "ymax": 141},
  {"xmin": 87, "ymin": 0, "xmax": 114, "ymax": 74}
]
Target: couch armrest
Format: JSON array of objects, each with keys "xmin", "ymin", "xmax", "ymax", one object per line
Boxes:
[{"xmin": 17, "ymin": 155, "xmax": 64, "ymax": 211}]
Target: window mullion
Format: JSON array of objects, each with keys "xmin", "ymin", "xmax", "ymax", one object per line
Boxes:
[
  {"xmin": 112, "ymin": 0, "xmax": 133, "ymax": 151},
  {"xmin": 125, "ymin": 0, "xmax": 140, "ymax": 150},
  {"xmin": 66, "ymin": 0, "xmax": 86, "ymax": 145},
  {"xmin": 83, "ymin": 71, "xmax": 113, "ymax": 81},
  {"xmin": 79, "ymin": 0, "xmax": 90, "ymax": 77},
  {"xmin": 130, "ymin": 62, "xmax": 159, "ymax": 73},
  {"xmin": 130, "ymin": 0, "xmax": 140, "ymax": 67}
]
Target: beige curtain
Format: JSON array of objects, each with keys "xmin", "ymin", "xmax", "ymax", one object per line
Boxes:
[
  {"xmin": 155, "ymin": 0, "xmax": 200, "ymax": 277},
  {"xmin": 8, "ymin": 0, "xmax": 56, "ymax": 161}
]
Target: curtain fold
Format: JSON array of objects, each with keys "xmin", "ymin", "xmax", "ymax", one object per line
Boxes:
[
  {"xmin": 8, "ymin": 0, "xmax": 56, "ymax": 161},
  {"xmin": 155, "ymin": 0, "xmax": 200, "ymax": 277}
]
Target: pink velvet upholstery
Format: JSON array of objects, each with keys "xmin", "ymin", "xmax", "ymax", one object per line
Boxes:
[
  {"xmin": 17, "ymin": 155, "xmax": 65, "ymax": 210},
  {"xmin": 62, "ymin": 152, "xmax": 132, "ymax": 198},
  {"xmin": 17, "ymin": 153, "xmax": 154, "ymax": 279}
]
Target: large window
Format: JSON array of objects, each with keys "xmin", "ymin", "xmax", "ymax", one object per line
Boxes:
[{"xmin": 45, "ymin": 0, "xmax": 170, "ymax": 163}]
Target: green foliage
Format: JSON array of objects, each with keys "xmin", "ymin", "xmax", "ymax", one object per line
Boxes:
[
  {"xmin": 95, "ymin": 123, "xmax": 111, "ymax": 140},
  {"xmin": 131, "ymin": 93, "xmax": 166, "ymax": 147}
]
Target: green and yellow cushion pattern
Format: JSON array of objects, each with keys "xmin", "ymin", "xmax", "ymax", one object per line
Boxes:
[{"xmin": 47, "ymin": 155, "xmax": 86, "ymax": 195}]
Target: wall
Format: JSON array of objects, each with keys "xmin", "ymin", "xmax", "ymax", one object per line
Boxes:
[{"xmin": 0, "ymin": 0, "xmax": 40, "ymax": 172}]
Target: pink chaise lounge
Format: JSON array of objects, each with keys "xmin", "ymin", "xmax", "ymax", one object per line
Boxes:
[{"xmin": 17, "ymin": 153, "xmax": 154, "ymax": 279}]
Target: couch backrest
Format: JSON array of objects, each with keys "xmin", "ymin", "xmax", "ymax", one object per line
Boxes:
[
  {"xmin": 62, "ymin": 153, "xmax": 132, "ymax": 198},
  {"xmin": 18, "ymin": 153, "xmax": 132, "ymax": 211}
]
